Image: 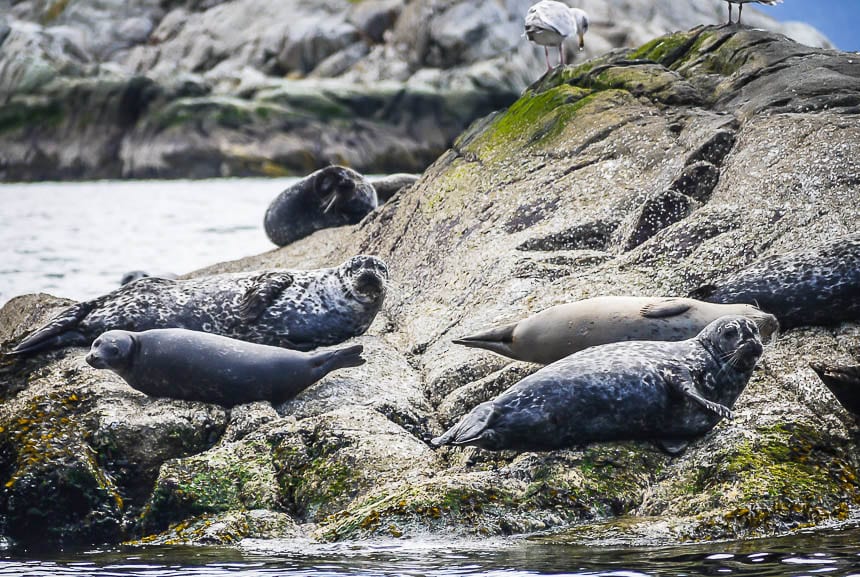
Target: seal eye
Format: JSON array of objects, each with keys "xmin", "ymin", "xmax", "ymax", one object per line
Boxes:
[
  {"xmin": 722, "ymin": 326, "xmax": 739, "ymax": 340},
  {"xmin": 108, "ymin": 344, "xmax": 120, "ymax": 356}
]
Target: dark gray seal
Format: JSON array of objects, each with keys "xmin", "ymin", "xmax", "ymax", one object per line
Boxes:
[
  {"xmin": 453, "ymin": 296, "xmax": 778, "ymax": 364},
  {"xmin": 810, "ymin": 362, "xmax": 860, "ymax": 417},
  {"xmin": 11, "ymin": 255, "xmax": 388, "ymax": 356},
  {"xmin": 433, "ymin": 315, "xmax": 764, "ymax": 455},
  {"xmin": 120, "ymin": 271, "xmax": 178, "ymax": 285},
  {"xmin": 86, "ymin": 328, "xmax": 365, "ymax": 407},
  {"xmin": 690, "ymin": 233, "xmax": 860, "ymax": 330},
  {"xmin": 264, "ymin": 165, "xmax": 378, "ymax": 247},
  {"xmin": 368, "ymin": 173, "xmax": 419, "ymax": 203}
]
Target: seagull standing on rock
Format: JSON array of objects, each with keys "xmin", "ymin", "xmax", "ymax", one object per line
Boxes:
[
  {"xmin": 524, "ymin": 0, "xmax": 589, "ymax": 72},
  {"xmin": 724, "ymin": 0, "xmax": 783, "ymax": 25}
]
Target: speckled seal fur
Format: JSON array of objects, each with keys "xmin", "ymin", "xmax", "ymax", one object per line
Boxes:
[
  {"xmin": 690, "ymin": 233, "xmax": 860, "ymax": 330},
  {"xmin": 264, "ymin": 165, "xmax": 378, "ymax": 247},
  {"xmin": 453, "ymin": 296, "xmax": 778, "ymax": 365},
  {"xmin": 86, "ymin": 328, "xmax": 365, "ymax": 407},
  {"xmin": 433, "ymin": 316, "xmax": 764, "ymax": 454},
  {"xmin": 11, "ymin": 255, "xmax": 388, "ymax": 355}
]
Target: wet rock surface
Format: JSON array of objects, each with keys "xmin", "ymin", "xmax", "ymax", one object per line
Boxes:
[
  {"xmin": 0, "ymin": 0, "xmax": 832, "ymax": 181},
  {"xmin": 1, "ymin": 26, "xmax": 860, "ymax": 548}
]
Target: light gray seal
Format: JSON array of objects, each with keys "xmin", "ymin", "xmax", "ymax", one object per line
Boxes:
[
  {"xmin": 264, "ymin": 165, "xmax": 378, "ymax": 247},
  {"xmin": 86, "ymin": 328, "xmax": 364, "ymax": 407},
  {"xmin": 453, "ymin": 296, "xmax": 778, "ymax": 365},
  {"xmin": 434, "ymin": 315, "xmax": 764, "ymax": 455},
  {"xmin": 690, "ymin": 232, "xmax": 860, "ymax": 330},
  {"xmin": 368, "ymin": 173, "xmax": 420, "ymax": 203},
  {"xmin": 11, "ymin": 255, "xmax": 388, "ymax": 356}
]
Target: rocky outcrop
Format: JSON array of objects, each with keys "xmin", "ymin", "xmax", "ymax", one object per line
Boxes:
[
  {"xmin": 2, "ymin": 26, "xmax": 860, "ymax": 548},
  {"xmin": 0, "ymin": 0, "xmax": 832, "ymax": 180}
]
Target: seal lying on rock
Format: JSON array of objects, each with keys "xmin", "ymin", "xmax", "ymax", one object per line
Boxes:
[
  {"xmin": 434, "ymin": 316, "xmax": 764, "ymax": 455},
  {"xmin": 86, "ymin": 328, "xmax": 365, "ymax": 407},
  {"xmin": 368, "ymin": 173, "xmax": 420, "ymax": 203},
  {"xmin": 453, "ymin": 296, "xmax": 778, "ymax": 365},
  {"xmin": 810, "ymin": 362, "xmax": 860, "ymax": 417},
  {"xmin": 264, "ymin": 165, "xmax": 378, "ymax": 247},
  {"xmin": 11, "ymin": 255, "xmax": 388, "ymax": 355},
  {"xmin": 690, "ymin": 233, "xmax": 860, "ymax": 330}
]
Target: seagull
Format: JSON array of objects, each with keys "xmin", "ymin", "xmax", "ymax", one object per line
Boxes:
[
  {"xmin": 724, "ymin": 0, "xmax": 783, "ymax": 26},
  {"xmin": 524, "ymin": 1, "xmax": 590, "ymax": 72}
]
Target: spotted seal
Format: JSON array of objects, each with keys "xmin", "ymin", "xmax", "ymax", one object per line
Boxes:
[
  {"xmin": 690, "ymin": 233, "xmax": 860, "ymax": 329},
  {"xmin": 810, "ymin": 361, "xmax": 860, "ymax": 417},
  {"xmin": 86, "ymin": 328, "xmax": 365, "ymax": 407},
  {"xmin": 434, "ymin": 315, "xmax": 764, "ymax": 454},
  {"xmin": 264, "ymin": 165, "xmax": 378, "ymax": 247},
  {"xmin": 11, "ymin": 255, "xmax": 388, "ymax": 356},
  {"xmin": 453, "ymin": 296, "xmax": 778, "ymax": 365}
]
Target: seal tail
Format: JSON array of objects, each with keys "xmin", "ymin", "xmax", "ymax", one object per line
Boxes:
[
  {"xmin": 315, "ymin": 344, "xmax": 366, "ymax": 373},
  {"xmin": 451, "ymin": 323, "xmax": 517, "ymax": 359},
  {"xmin": 810, "ymin": 362, "xmax": 860, "ymax": 416},
  {"xmin": 8, "ymin": 301, "xmax": 95, "ymax": 356},
  {"xmin": 431, "ymin": 402, "xmax": 496, "ymax": 448}
]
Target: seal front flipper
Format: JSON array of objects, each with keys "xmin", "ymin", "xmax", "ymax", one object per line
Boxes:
[
  {"xmin": 238, "ymin": 272, "xmax": 295, "ymax": 321},
  {"xmin": 662, "ymin": 367, "xmax": 734, "ymax": 420},
  {"xmin": 810, "ymin": 362, "xmax": 860, "ymax": 416},
  {"xmin": 10, "ymin": 300, "xmax": 96, "ymax": 355},
  {"xmin": 655, "ymin": 439, "xmax": 690, "ymax": 456},
  {"xmin": 431, "ymin": 402, "xmax": 498, "ymax": 448},
  {"xmin": 451, "ymin": 323, "xmax": 518, "ymax": 359},
  {"xmin": 640, "ymin": 299, "xmax": 692, "ymax": 319}
]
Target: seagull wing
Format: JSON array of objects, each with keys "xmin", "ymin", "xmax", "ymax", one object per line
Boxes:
[{"xmin": 525, "ymin": 1, "xmax": 576, "ymax": 37}]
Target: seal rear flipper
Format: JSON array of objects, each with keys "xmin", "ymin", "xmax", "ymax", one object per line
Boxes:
[
  {"xmin": 640, "ymin": 299, "xmax": 693, "ymax": 319},
  {"xmin": 9, "ymin": 300, "xmax": 96, "ymax": 355},
  {"xmin": 688, "ymin": 283, "xmax": 718, "ymax": 301},
  {"xmin": 431, "ymin": 403, "xmax": 497, "ymax": 448},
  {"xmin": 655, "ymin": 439, "xmax": 690, "ymax": 456},
  {"xmin": 451, "ymin": 323, "xmax": 517, "ymax": 359},
  {"xmin": 238, "ymin": 272, "xmax": 295, "ymax": 321},
  {"xmin": 810, "ymin": 362, "xmax": 860, "ymax": 415},
  {"xmin": 318, "ymin": 344, "xmax": 366, "ymax": 372}
]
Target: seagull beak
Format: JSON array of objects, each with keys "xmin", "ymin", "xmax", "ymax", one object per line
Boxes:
[{"xmin": 578, "ymin": 33, "xmax": 585, "ymax": 50}]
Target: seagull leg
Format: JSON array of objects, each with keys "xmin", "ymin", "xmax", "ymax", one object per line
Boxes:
[
  {"xmin": 727, "ymin": 2, "xmax": 733, "ymax": 25},
  {"xmin": 559, "ymin": 44, "xmax": 565, "ymax": 67},
  {"xmin": 738, "ymin": 3, "xmax": 743, "ymax": 25},
  {"xmin": 544, "ymin": 46, "xmax": 551, "ymax": 71}
]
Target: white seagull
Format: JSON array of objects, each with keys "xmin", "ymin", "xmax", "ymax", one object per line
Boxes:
[
  {"xmin": 724, "ymin": 0, "xmax": 784, "ymax": 25},
  {"xmin": 524, "ymin": 1, "xmax": 590, "ymax": 72}
]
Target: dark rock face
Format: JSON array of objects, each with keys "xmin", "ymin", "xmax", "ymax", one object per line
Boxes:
[
  {"xmin": 0, "ymin": 0, "xmax": 831, "ymax": 181},
  {"xmin": 2, "ymin": 27, "xmax": 860, "ymax": 549}
]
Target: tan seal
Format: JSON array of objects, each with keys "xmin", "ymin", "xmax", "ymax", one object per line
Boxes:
[{"xmin": 453, "ymin": 296, "xmax": 778, "ymax": 365}]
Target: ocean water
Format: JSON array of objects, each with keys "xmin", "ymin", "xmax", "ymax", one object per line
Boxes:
[
  {"xmin": 2, "ymin": 526, "xmax": 860, "ymax": 576},
  {"xmin": 0, "ymin": 178, "xmax": 292, "ymax": 307}
]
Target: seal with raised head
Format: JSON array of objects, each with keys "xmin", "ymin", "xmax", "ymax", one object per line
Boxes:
[
  {"xmin": 690, "ymin": 233, "xmax": 860, "ymax": 330},
  {"xmin": 434, "ymin": 315, "xmax": 764, "ymax": 455},
  {"xmin": 264, "ymin": 165, "xmax": 378, "ymax": 247},
  {"xmin": 11, "ymin": 255, "xmax": 388, "ymax": 356},
  {"xmin": 453, "ymin": 296, "xmax": 778, "ymax": 365},
  {"xmin": 86, "ymin": 328, "xmax": 365, "ymax": 407}
]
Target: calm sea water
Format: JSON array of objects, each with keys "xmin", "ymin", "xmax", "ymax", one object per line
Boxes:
[
  {"xmin": 2, "ymin": 527, "xmax": 860, "ymax": 576},
  {"xmin": 2, "ymin": 179, "xmax": 860, "ymax": 574},
  {"xmin": 0, "ymin": 178, "xmax": 294, "ymax": 307}
]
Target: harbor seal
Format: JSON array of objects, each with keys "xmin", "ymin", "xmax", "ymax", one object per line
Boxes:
[
  {"xmin": 689, "ymin": 233, "xmax": 860, "ymax": 330},
  {"xmin": 433, "ymin": 315, "xmax": 764, "ymax": 454},
  {"xmin": 368, "ymin": 173, "xmax": 419, "ymax": 203},
  {"xmin": 810, "ymin": 362, "xmax": 860, "ymax": 417},
  {"xmin": 264, "ymin": 165, "xmax": 378, "ymax": 247},
  {"xmin": 120, "ymin": 271, "xmax": 178, "ymax": 285},
  {"xmin": 11, "ymin": 255, "xmax": 388, "ymax": 356},
  {"xmin": 453, "ymin": 296, "xmax": 778, "ymax": 365},
  {"xmin": 85, "ymin": 328, "xmax": 365, "ymax": 407}
]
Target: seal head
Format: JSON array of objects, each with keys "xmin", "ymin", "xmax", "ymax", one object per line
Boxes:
[{"xmin": 86, "ymin": 330, "xmax": 137, "ymax": 371}]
